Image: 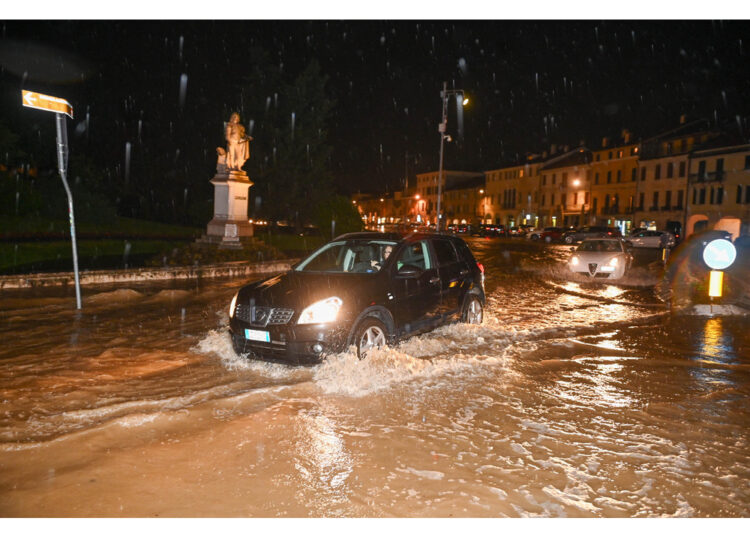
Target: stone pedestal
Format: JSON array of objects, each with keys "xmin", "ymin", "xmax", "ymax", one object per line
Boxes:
[{"xmin": 205, "ymin": 170, "xmax": 254, "ymax": 247}]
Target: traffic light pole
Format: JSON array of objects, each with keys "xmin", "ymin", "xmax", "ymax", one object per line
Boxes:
[{"xmin": 55, "ymin": 113, "xmax": 82, "ymax": 309}]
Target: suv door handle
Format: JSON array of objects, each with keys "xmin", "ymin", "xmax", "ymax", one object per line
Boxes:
[{"xmin": 429, "ymin": 276, "xmax": 440, "ymax": 285}]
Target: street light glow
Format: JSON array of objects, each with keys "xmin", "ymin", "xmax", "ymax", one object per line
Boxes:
[{"xmin": 462, "ymin": 97, "xmax": 469, "ymax": 106}]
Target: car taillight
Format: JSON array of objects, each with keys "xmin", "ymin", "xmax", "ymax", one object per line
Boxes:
[{"xmin": 477, "ymin": 262, "xmax": 484, "ymax": 274}]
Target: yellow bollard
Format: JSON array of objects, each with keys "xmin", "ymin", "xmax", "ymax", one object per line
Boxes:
[{"xmin": 708, "ymin": 270, "xmax": 724, "ymax": 298}]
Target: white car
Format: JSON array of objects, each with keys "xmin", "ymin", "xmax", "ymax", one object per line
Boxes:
[
  {"xmin": 627, "ymin": 230, "xmax": 676, "ymax": 249},
  {"xmin": 568, "ymin": 238, "xmax": 633, "ymax": 279}
]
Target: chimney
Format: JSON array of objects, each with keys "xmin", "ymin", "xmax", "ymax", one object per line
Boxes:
[
  {"xmin": 550, "ymin": 144, "xmax": 557, "ymax": 154},
  {"xmin": 602, "ymin": 137, "xmax": 609, "ymax": 148},
  {"xmin": 680, "ymin": 114, "xmax": 687, "ymax": 125},
  {"xmin": 622, "ymin": 129, "xmax": 631, "ymax": 143}
]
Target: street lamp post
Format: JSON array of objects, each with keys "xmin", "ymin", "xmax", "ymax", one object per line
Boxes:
[{"xmin": 436, "ymin": 81, "xmax": 468, "ymax": 232}]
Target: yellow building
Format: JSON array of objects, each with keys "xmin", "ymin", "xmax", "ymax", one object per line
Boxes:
[
  {"xmin": 538, "ymin": 147, "xmax": 592, "ymax": 229},
  {"xmin": 686, "ymin": 140, "xmax": 750, "ymax": 239},
  {"xmin": 484, "ymin": 159, "xmax": 541, "ymax": 227},
  {"xmin": 589, "ymin": 134, "xmax": 640, "ymax": 233},
  {"xmin": 415, "ymin": 170, "xmax": 484, "ymax": 226}
]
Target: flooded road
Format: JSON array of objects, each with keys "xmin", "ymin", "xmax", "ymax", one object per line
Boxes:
[{"xmin": 1, "ymin": 238, "xmax": 749, "ymax": 517}]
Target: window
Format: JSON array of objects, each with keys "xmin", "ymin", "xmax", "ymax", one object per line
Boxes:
[
  {"xmin": 655, "ymin": 164, "xmax": 661, "ymax": 180},
  {"xmin": 593, "ymin": 197, "xmax": 598, "ymax": 214},
  {"xmin": 432, "ymin": 239, "xmax": 459, "ymax": 266},
  {"xmin": 716, "ymin": 187, "xmax": 724, "ymax": 205},
  {"xmin": 641, "ymin": 167, "xmax": 646, "ymax": 181},
  {"xmin": 699, "ymin": 187, "xmax": 706, "ymax": 204},
  {"xmin": 562, "ymin": 193, "xmax": 567, "ymax": 206},
  {"xmin": 396, "ymin": 241, "xmax": 431, "ymax": 271},
  {"xmin": 595, "ymin": 172, "xmax": 600, "ymax": 185},
  {"xmin": 679, "ymin": 161, "xmax": 686, "ymax": 177},
  {"xmin": 665, "ymin": 190, "xmax": 672, "ymax": 208},
  {"xmin": 639, "ymin": 192, "xmax": 645, "ymax": 210},
  {"xmin": 617, "ymin": 170, "xmax": 622, "ymax": 183},
  {"xmin": 738, "ymin": 185, "xmax": 743, "ymax": 204},
  {"xmin": 652, "ymin": 191, "xmax": 659, "ymax": 209},
  {"xmin": 607, "ymin": 171, "xmax": 612, "ymax": 184},
  {"xmin": 677, "ymin": 190, "xmax": 683, "ymax": 209},
  {"xmin": 746, "ymin": 186, "xmax": 750, "ymax": 204},
  {"xmin": 552, "ymin": 174, "xmax": 556, "ymax": 185},
  {"xmin": 716, "ymin": 158, "xmax": 724, "ymax": 179},
  {"xmin": 541, "ymin": 193, "xmax": 545, "ymax": 207},
  {"xmin": 562, "ymin": 172, "xmax": 568, "ymax": 183},
  {"xmin": 667, "ymin": 162, "xmax": 674, "ymax": 178},
  {"xmin": 542, "ymin": 174, "xmax": 546, "ymax": 186},
  {"xmin": 631, "ymin": 168, "xmax": 637, "ymax": 182},
  {"xmin": 551, "ymin": 194, "xmax": 555, "ymax": 206},
  {"xmin": 698, "ymin": 160, "xmax": 706, "ymax": 180},
  {"xmin": 745, "ymin": 156, "xmax": 750, "ymax": 170}
]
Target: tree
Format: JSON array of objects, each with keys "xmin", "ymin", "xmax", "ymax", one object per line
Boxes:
[{"xmin": 243, "ymin": 60, "xmax": 336, "ymax": 230}]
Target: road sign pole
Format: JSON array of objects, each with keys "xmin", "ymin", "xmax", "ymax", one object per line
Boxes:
[{"xmin": 55, "ymin": 113, "xmax": 82, "ymax": 309}]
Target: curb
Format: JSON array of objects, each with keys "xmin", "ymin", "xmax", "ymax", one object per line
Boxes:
[{"xmin": 0, "ymin": 259, "xmax": 297, "ymax": 290}]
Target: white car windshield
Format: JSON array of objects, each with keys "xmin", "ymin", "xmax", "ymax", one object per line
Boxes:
[
  {"xmin": 578, "ymin": 240, "xmax": 622, "ymax": 252},
  {"xmin": 295, "ymin": 240, "xmax": 398, "ymax": 273}
]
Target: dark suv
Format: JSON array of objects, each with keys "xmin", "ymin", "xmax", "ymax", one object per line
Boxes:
[
  {"xmin": 562, "ymin": 225, "xmax": 622, "ymax": 244},
  {"xmin": 229, "ymin": 232, "xmax": 486, "ymax": 364}
]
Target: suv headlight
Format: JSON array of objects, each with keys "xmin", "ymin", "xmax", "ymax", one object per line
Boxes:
[
  {"xmin": 298, "ymin": 297, "xmax": 343, "ymax": 324},
  {"xmin": 229, "ymin": 292, "xmax": 239, "ymax": 318}
]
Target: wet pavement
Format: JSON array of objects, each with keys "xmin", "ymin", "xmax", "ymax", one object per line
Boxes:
[{"xmin": 0, "ymin": 238, "xmax": 748, "ymax": 517}]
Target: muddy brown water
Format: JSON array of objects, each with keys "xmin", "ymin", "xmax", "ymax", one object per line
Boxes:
[{"xmin": 1, "ymin": 239, "xmax": 748, "ymax": 517}]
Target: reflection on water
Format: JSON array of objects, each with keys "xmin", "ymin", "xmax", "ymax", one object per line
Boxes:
[{"xmin": 0, "ymin": 240, "xmax": 748, "ymax": 516}]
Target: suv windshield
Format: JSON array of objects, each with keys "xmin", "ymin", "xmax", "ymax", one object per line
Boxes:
[{"xmin": 295, "ymin": 239, "xmax": 398, "ymax": 273}]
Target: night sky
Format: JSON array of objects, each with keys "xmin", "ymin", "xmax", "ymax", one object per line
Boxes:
[{"xmin": 2, "ymin": 18, "xmax": 749, "ymax": 197}]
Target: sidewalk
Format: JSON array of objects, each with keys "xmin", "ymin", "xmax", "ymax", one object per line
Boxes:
[{"xmin": 0, "ymin": 259, "xmax": 296, "ymax": 290}]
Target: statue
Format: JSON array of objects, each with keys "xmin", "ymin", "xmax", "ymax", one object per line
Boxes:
[{"xmin": 219, "ymin": 112, "xmax": 252, "ymax": 172}]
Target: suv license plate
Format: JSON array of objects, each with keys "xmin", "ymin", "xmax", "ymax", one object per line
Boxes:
[{"xmin": 245, "ymin": 329, "xmax": 270, "ymax": 342}]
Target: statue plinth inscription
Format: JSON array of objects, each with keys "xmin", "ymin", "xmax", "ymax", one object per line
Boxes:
[{"xmin": 206, "ymin": 113, "xmax": 254, "ymax": 244}]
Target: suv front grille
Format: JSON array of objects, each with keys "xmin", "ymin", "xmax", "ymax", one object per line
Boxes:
[{"xmin": 235, "ymin": 304, "xmax": 294, "ymax": 326}]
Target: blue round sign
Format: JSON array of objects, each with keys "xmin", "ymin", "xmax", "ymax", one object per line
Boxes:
[{"xmin": 702, "ymin": 239, "xmax": 736, "ymax": 270}]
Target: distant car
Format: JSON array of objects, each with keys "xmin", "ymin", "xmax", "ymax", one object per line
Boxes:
[
  {"xmin": 229, "ymin": 232, "xmax": 486, "ymax": 364},
  {"xmin": 562, "ymin": 226, "xmax": 622, "ymax": 244},
  {"xmin": 529, "ymin": 226, "xmax": 564, "ymax": 242},
  {"xmin": 627, "ymin": 230, "xmax": 676, "ymax": 249},
  {"xmin": 479, "ymin": 223, "xmax": 506, "ymax": 237},
  {"xmin": 450, "ymin": 224, "xmax": 470, "ymax": 234},
  {"xmin": 568, "ymin": 238, "xmax": 633, "ymax": 279}
]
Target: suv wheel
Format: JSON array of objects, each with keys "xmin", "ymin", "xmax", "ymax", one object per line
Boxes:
[
  {"xmin": 462, "ymin": 295, "xmax": 483, "ymax": 324},
  {"xmin": 354, "ymin": 317, "xmax": 388, "ymax": 359}
]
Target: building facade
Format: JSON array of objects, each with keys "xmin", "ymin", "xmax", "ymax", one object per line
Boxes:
[{"xmin": 353, "ymin": 122, "xmax": 749, "ymax": 240}]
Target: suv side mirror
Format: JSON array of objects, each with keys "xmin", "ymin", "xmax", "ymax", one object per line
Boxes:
[{"xmin": 396, "ymin": 264, "xmax": 422, "ymax": 278}]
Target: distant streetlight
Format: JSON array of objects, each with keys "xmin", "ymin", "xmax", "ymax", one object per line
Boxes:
[
  {"xmin": 572, "ymin": 178, "xmax": 581, "ymax": 187},
  {"xmin": 436, "ymin": 81, "xmax": 468, "ymax": 232}
]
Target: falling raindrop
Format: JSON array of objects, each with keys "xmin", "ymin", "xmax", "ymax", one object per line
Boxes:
[
  {"xmin": 291, "ymin": 112, "xmax": 296, "ymax": 140},
  {"xmin": 179, "ymin": 35, "xmax": 184, "ymax": 61},
  {"xmin": 124, "ymin": 142, "xmax": 131, "ymax": 184},
  {"xmin": 179, "ymin": 73, "xmax": 188, "ymax": 108}
]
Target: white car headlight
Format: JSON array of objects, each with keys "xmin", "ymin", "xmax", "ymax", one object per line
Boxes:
[
  {"xmin": 229, "ymin": 292, "xmax": 239, "ymax": 318},
  {"xmin": 298, "ymin": 297, "xmax": 343, "ymax": 324},
  {"xmin": 571, "ymin": 256, "xmax": 579, "ymax": 266}
]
